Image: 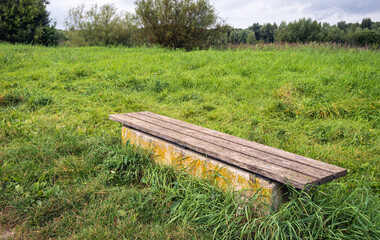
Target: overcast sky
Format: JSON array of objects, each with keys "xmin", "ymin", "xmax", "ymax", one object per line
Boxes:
[{"xmin": 47, "ymin": 0, "xmax": 380, "ymax": 30}]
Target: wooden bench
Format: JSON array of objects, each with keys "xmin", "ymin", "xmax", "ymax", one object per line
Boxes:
[{"xmin": 110, "ymin": 111, "xmax": 347, "ymax": 209}]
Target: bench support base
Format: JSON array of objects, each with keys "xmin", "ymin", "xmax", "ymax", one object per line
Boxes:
[{"xmin": 122, "ymin": 126, "xmax": 287, "ymax": 211}]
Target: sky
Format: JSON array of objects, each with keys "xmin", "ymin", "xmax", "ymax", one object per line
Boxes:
[{"xmin": 47, "ymin": 0, "xmax": 380, "ymax": 30}]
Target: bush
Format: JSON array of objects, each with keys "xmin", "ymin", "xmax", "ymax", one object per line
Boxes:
[
  {"xmin": 135, "ymin": 0, "xmax": 227, "ymax": 50},
  {"xmin": 348, "ymin": 29, "xmax": 380, "ymax": 47},
  {"xmin": 65, "ymin": 4, "xmax": 139, "ymax": 46}
]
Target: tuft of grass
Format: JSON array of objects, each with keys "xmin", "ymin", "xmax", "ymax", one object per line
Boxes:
[
  {"xmin": 252, "ymin": 182, "xmax": 379, "ymax": 240},
  {"xmin": 0, "ymin": 90, "xmax": 27, "ymax": 107}
]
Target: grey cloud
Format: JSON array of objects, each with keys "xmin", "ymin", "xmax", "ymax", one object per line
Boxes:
[{"xmin": 304, "ymin": 0, "xmax": 380, "ymax": 14}]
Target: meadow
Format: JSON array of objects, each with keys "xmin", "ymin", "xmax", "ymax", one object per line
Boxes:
[{"xmin": 0, "ymin": 43, "xmax": 379, "ymax": 239}]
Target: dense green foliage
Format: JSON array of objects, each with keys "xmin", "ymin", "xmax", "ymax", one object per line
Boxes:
[
  {"xmin": 275, "ymin": 18, "xmax": 322, "ymax": 43},
  {"xmin": 229, "ymin": 23, "xmax": 278, "ymax": 44},
  {"xmin": 229, "ymin": 18, "xmax": 380, "ymax": 48},
  {"xmin": 0, "ymin": 44, "xmax": 379, "ymax": 239},
  {"xmin": 64, "ymin": 4, "xmax": 139, "ymax": 47},
  {"xmin": 275, "ymin": 18, "xmax": 380, "ymax": 47},
  {"xmin": 0, "ymin": 0, "xmax": 58, "ymax": 45},
  {"xmin": 135, "ymin": 0, "xmax": 226, "ymax": 50}
]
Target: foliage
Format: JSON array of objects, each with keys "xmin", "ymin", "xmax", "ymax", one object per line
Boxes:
[
  {"xmin": 0, "ymin": 44, "xmax": 379, "ymax": 239},
  {"xmin": 229, "ymin": 29, "xmax": 253, "ymax": 44},
  {"xmin": 272, "ymin": 18, "xmax": 380, "ymax": 48},
  {"xmin": 135, "ymin": 0, "xmax": 227, "ymax": 50},
  {"xmin": 0, "ymin": 0, "xmax": 58, "ymax": 45},
  {"xmin": 275, "ymin": 18, "xmax": 322, "ymax": 43},
  {"xmin": 65, "ymin": 4, "xmax": 139, "ymax": 46},
  {"xmin": 258, "ymin": 23, "xmax": 277, "ymax": 43},
  {"xmin": 229, "ymin": 23, "xmax": 277, "ymax": 44},
  {"xmin": 361, "ymin": 18, "xmax": 373, "ymax": 30},
  {"xmin": 348, "ymin": 29, "xmax": 380, "ymax": 47},
  {"xmin": 248, "ymin": 23, "xmax": 261, "ymax": 40},
  {"xmin": 324, "ymin": 26, "xmax": 345, "ymax": 44}
]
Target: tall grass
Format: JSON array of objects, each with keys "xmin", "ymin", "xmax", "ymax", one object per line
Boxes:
[{"xmin": 0, "ymin": 43, "xmax": 379, "ymax": 239}]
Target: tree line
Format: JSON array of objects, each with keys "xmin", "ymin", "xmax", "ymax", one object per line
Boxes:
[
  {"xmin": 1, "ymin": 0, "xmax": 379, "ymax": 49},
  {"xmin": 228, "ymin": 18, "xmax": 380, "ymax": 47}
]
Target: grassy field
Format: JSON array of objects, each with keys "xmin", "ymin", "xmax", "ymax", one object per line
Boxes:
[{"xmin": 0, "ymin": 43, "xmax": 379, "ymax": 239}]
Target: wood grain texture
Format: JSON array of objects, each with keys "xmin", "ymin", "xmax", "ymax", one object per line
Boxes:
[
  {"xmin": 128, "ymin": 112, "xmax": 333, "ymax": 181},
  {"xmin": 139, "ymin": 112, "xmax": 346, "ymax": 177},
  {"xmin": 109, "ymin": 112, "xmax": 348, "ymax": 189}
]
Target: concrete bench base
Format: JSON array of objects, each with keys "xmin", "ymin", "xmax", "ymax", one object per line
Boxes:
[{"xmin": 122, "ymin": 126, "xmax": 286, "ymax": 210}]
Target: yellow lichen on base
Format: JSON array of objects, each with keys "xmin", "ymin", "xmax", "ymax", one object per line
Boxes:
[{"xmin": 122, "ymin": 126, "xmax": 276, "ymax": 205}]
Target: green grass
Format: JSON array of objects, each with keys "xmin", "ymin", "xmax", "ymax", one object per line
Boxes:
[{"xmin": 0, "ymin": 43, "xmax": 379, "ymax": 239}]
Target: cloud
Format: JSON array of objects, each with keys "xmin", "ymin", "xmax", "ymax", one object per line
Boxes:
[{"xmin": 304, "ymin": 0, "xmax": 380, "ymax": 14}]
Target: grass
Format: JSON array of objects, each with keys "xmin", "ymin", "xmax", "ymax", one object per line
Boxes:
[{"xmin": 0, "ymin": 43, "xmax": 379, "ymax": 239}]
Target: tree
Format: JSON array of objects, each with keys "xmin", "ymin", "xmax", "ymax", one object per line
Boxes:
[
  {"xmin": 259, "ymin": 23, "xmax": 277, "ymax": 43},
  {"xmin": 361, "ymin": 18, "xmax": 373, "ymax": 30},
  {"xmin": 0, "ymin": 0, "xmax": 57, "ymax": 45},
  {"xmin": 248, "ymin": 23, "xmax": 261, "ymax": 41},
  {"xmin": 274, "ymin": 18, "xmax": 321, "ymax": 43},
  {"xmin": 274, "ymin": 21, "xmax": 288, "ymax": 42},
  {"xmin": 135, "ymin": 0, "xmax": 227, "ymax": 50},
  {"xmin": 337, "ymin": 21, "xmax": 347, "ymax": 32},
  {"xmin": 228, "ymin": 29, "xmax": 252, "ymax": 44},
  {"xmin": 246, "ymin": 32, "xmax": 256, "ymax": 44},
  {"xmin": 348, "ymin": 28, "xmax": 380, "ymax": 46},
  {"xmin": 325, "ymin": 25, "xmax": 346, "ymax": 44},
  {"xmin": 65, "ymin": 4, "xmax": 138, "ymax": 46}
]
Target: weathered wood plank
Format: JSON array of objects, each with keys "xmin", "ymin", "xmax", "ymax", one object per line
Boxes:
[
  {"xmin": 109, "ymin": 113, "xmax": 319, "ymax": 189},
  {"xmin": 139, "ymin": 111, "xmax": 347, "ymax": 179},
  {"xmin": 128, "ymin": 112, "xmax": 334, "ymax": 182}
]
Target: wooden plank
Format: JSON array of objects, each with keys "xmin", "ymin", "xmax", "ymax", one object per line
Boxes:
[
  {"xmin": 128, "ymin": 112, "xmax": 334, "ymax": 182},
  {"xmin": 139, "ymin": 111, "xmax": 347, "ymax": 179},
  {"xmin": 110, "ymin": 114, "xmax": 319, "ymax": 189}
]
